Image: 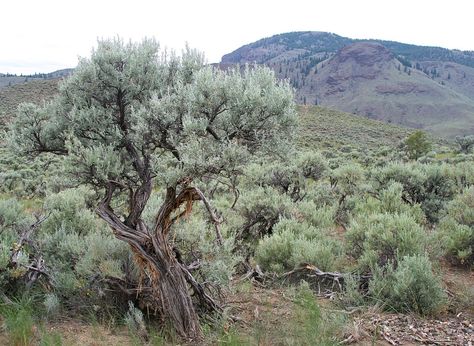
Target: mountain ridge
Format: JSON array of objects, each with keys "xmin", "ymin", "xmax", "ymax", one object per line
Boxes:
[
  {"xmin": 221, "ymin": 31, "xmax": 474, "ymax": 137},
  {"xmin": 222, "ymin": 31, "xmax": 474, "ymax": 68}
]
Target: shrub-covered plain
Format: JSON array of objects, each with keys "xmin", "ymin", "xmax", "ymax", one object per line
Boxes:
[{"xmin": 0, "ymin": 38, "xmax": 473, "ymax": 344}]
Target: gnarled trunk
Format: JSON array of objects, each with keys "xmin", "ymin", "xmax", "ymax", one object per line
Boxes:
[
  {"xmin": 131, "ymin": 232, "xmax": 202, "ymax": 340},
  {"xmin": 96, "ymin": 184, "xmax": 222, "ymax": 341}
]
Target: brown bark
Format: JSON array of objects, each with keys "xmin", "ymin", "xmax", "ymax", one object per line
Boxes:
[{"xmin": 96, "ymin": 183, "xmax": 222, "ymax": 341}]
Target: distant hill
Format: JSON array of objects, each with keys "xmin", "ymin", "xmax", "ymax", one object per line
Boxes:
[
  {"xmin": 0, "ymin": 68, "xmax": 73, "ymax": 90},
  {"xmin": 221, "ymin": 32, "xmax": 474, "ymax": 137}
]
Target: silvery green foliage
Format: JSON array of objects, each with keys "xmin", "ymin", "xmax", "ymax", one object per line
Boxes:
[
  {"xmin": 436, "ymin": 187, "xmax": 474, "ymax": 266},
  {"xmin": 354, "ymin": 182, "xmax": 426, "ymax": 225},
  {"xmin": 329, "ymin": 163, "xmax": 367, "ymax": 226},
  {"xmin": 38, "ymin": 189, "xmax": 128, "ymax": 293},
  {"xmin": 243, "ymin": 151, "xmax": 327, "ymax": 202},
  {"xmin": 371, "ymin": 162, "xmax": 457, "ymax": 223},
  {"xmin": 304, "ymin": 182, "xmax": 335, "ymax": 207},
  {"xmin": 455, "ymin": 135, "xmax": 474, "ymax": 154},
  {"xmin": 9, "ymin": 38, "xmax": 296, "ymax": 193},
  {"xmin": 255, "ymin": 216, "xmax": 343, "ymax": 272},
  {"xmin": 124, "ymin": 301, "xmax": 147, "ymax": 338},
  {"xmin": 236, "ymin": 186, "xmax": 295, "ymax": 242},
  {"xmin": 41, "ymin": 187, "xmax": 97, "ymax": 236},
  {"xmin": 296, "ymin": 202, "xmax": 335, "ymax": 230},
  {"xmin": 369, "ymin": 255, "xmax": 446, "ymax": 315},
  {"xmin": 140, "ymin": 192, "xmax": 164, "ymax": 228},
  {"xmin": 7, "ymin": 38, "xmax": 296, "ymax": 307},
  {"xmin": 452, "ymin": 161, "xmax": 474, "ymax": 188},
  {"xmin": 235, "ymin": 151, "xmax": 329, "ymax": 245},
  {"xmin": 0, "ymin": 198, "xmax": 33, "ymax": 287},
  {"xmin": 0, "ymin": 148, "xmax": 64, "ymax": 197},
  {"xmin": 297, "ymin": 151, "xmax": 328, "ymax": 181},
  {"xmin": 171, "ymin": 212, "xmax": 240, "ymax": 285},
  {"xmin": 0, "ymin": 198, "xmax": 30, "ymax": 229},
  {"xmin": 43, "ymin": 293, "xmax": 60, "ymax": 316},
  {"xmin": 244, "ymin": 162, "xmax": 304, "ymax": 202},
  {"xmin": 330, "ymin": 163, "xmax": 366, "ymax": 198},
  {"xmin": 346, "ymin": 212, "xmax": 427, "ymax": 270}
]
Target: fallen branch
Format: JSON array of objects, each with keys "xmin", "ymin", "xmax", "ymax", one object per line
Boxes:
[
  {"xmin": 381, "ymin": 331, "xmax": 397, "ymax": 346},
  {"xmin": 237, "ymin": 264, "xmax": 265, "ymax": 283},
  {"xmin": 280, "ymin": 264, "xmax": 372, "ymax": 295},
  {"xmin": 282, "ymin": 264, "xmax": 346, "ymax": 291}
]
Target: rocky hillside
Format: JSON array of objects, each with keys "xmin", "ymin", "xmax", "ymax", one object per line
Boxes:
[{"xmin": 221, "ymin": 32, "xmax": 474, "ymax": 137}]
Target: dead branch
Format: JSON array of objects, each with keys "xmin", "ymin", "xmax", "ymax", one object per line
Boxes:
[
  {"xmin": 192, "ymin": 187, "xmax": 224, "ymax": 245},
  {"xmin": 282, "ymin": 264, "xmax": 346, "ymax": 291},
  {"xmin": 179, "ymin": 263, "xmax": 223, "ymax": 315}
]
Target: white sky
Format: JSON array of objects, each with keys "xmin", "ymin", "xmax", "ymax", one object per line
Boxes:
[{"xmin": 1, "ymin": 0, "xmax": 473, "ymax": 74}]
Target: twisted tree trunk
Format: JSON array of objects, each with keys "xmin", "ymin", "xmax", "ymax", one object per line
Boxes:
[
  {"xmin": 96, "ymin": 183, "xmax": 222, "ymax": 341},
  {"xmin": 134, "ymin": 232, "xmax": 202, "ymax": 339}
]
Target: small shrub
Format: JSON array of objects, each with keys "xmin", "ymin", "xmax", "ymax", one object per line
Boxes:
[
  {"xmin": 124, "ymin": 301, "xmax": 148, "ymax": 340},
  {"xmin": 255, "ymin": 227, "xmax": 293, "ymax": 272},
  {"xmin": 255, "ymin": 218, "xmax": 342, "ymax": 272},
  {"xmin": 369, "ymin": 255, "xmax": 446, "ymax": 315},
  {"xmin": 296, "ymin": 151, "xmax": 328, "ymax": 181},
  {"xmin": 436, "ymin": 187, "xmax": 474, "ymax": 266},
  {"xmin": 346, "ymin": 212, "xmax": 427, "ymax": 269},
  {"xmin": 403, "ymin": 130, "xmax": 431, "ymax": 160},
  {"xmin": 237, "ymin": 186, "xmax": 294, "ymax": 242},
  {"xmin": 371, "ymin": 163, "xmax": 457, "ymax": 223},
  {"xmin": 41, "ymin": 187, "xmax": 97, "ymax": 236},
  {"xmin": 354, "ymin": 182, "xmax": 425, "ymax": 225}
]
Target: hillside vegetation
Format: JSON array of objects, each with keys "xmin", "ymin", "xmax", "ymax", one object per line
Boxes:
[
  {"xmin": 0, "ymin": 41, "xmax": 473, "ymax": 345},
  {"xmin": 0, "ymin": 79, "xmax": 59, "ymax": 128},
  {"xmin": 222, "ymin": 31, "xmax": 474, "ymax": 137},
  {"xmin": 298, "ymin": 105, "xmax": 412, "ymax": 150}
]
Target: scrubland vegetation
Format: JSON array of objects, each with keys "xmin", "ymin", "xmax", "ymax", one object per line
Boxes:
[{"xmin": 0, "ymin": 39, "xmax": 473, "ymax": 345}]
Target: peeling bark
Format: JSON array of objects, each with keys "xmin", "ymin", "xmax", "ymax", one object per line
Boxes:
[{"xmin": 96, "ymin": 183, "xmax": 223, "ymax": 340}]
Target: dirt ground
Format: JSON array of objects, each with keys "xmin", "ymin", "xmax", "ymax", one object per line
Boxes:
[{"xmin": 0, "ymin": 268, "xmax": 472, "ymax": 345}]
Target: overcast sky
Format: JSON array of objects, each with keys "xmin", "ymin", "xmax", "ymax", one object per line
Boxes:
[{"xmin": 1, "ymin": 0, "xmax": 473, "ymax": 74}]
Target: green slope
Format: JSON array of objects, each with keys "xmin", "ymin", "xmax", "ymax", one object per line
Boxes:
[{"xmin": 297, "ymin": 105, "xmax": 412, "ymax": 151}]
